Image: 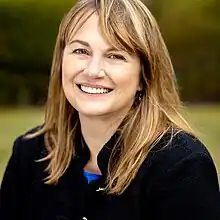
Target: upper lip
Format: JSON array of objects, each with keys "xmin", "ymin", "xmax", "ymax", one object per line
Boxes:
[{"xmin": 77, "ymin": 83, "xmax": 113, "ymax": 90}]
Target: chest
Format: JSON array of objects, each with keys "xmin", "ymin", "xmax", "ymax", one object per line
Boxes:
[{"xmin": 24, "ymin": 169, "xmax": 146, "ymax": 220}]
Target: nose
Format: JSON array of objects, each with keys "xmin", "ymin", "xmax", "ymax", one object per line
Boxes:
[{"xmin": 84, "ymin": 57, "xmax": 105, "ymax": 78}]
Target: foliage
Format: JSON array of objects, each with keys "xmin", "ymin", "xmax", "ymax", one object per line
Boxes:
[
  {"xmin": 0, "ymin": 1, "xmax": 75, "ymax": 105},
  {"xmin": 156, "ymin": 0, "xmax": 220, "ymax": 101},
  {"xmin": 0, "ymin": 0, "xmax": 220, "ymax": 105}
]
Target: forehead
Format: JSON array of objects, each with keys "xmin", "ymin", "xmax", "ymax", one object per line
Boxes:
[{"xmin": 69, "ymin": 13, "xmax": 103, "ymax": 43}]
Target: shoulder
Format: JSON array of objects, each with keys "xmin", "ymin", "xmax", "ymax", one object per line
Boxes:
[
  {"xmin": 139, "ymin": 130, "xmax": 220, "ymax": 219},
  {"xmin": 142, "ymin": 129, "xmax": 218, "ymax": 184},
  {"xmin": 1, "ymin": 125, "xmax": 46, "ymax": 189},
  {"xmin": 12, "ymin": 125, "xmax": 46, "ymax": 164},
  {"xmin": 149, "ymin": 130, "xmax": 213, "ymax": 167},
  {"xmin": 0, "ymin": 126, "xmax": 47, "ymax": 218}
]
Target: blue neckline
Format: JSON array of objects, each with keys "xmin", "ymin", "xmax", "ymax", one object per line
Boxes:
[{"xmin": 83, "ymin": 170, "xmax": 101, "ymax": 184}]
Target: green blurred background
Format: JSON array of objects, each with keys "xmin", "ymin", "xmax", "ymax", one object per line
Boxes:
[{"xmin": 0, "ymin": 0, "xmax": 219, "ymax": 181}]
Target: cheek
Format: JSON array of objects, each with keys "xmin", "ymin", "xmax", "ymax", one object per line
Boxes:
[
  {"xmin": 113, "ymin": 66, "xmax": 140, "ymax": 91},
  {"xmin": 62, "ymin": 57, "xmax": 75, "ymax": 80},
  {"xmin": 62, "ymin": 56, "xmax": 87, "ymax": 82},
  {"xmin": 62, "ymin": 59, "xmax": 76, "ymax": 95}
]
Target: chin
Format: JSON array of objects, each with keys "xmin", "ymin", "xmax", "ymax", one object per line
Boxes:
[{"xmin": 78, "ymin": 107, "xmax": 112, "ymax": 117}]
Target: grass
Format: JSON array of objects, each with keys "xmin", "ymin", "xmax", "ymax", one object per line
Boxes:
[
  {"xmin": 0, "ymin": 107, "xmax": 44, "ymax": 180},
  {"xmin": 0, "ymin": 105, "xmax": 220, "ymax": 181}
]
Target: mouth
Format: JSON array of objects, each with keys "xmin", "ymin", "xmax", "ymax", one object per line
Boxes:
[{"xmin": 77, "ymin": 84, "xmax": 113, "ymax": 94}]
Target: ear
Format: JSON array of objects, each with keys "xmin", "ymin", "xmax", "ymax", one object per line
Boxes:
[
  {"xmin": 137, "ymin": 84, "xmax": 142, "ymax": 91},
  {"xmin": 138, "ymin": 63, "xmax": 145, "ymax": 91},
  {"xmin": 137, "ymin": 77, "xmax": 143, "ymax": 91}
]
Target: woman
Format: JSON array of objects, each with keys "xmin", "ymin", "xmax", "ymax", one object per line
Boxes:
[{"xmin": 0, "ymin": 0, "xmax": 220, "ymax": 219}]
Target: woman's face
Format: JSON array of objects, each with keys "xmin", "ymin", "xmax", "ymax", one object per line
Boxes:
[{"xmin": 62, "ymin": 13, "xmax": 141, "ymax": 118}]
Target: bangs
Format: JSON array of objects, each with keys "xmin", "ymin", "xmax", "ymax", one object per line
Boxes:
[
  {"xmin": 64, "ymin": 11, "xmax": 137, "ymax": 55},
  {"xmin": 98, "ymin": 4, "xmax": 138, "ymax": 54},
  {"xmin": 62, "ymin": 0, "xmax": 140, "ymax": 55},
  {"xmin": 99, "ymin": 21, "xmax": 137, "ymax": 55},
  {"xmin": 64, "ymin": 10, "xmax": 96, "ymax": 45}
]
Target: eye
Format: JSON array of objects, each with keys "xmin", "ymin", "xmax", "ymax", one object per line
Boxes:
[
  {"xmin": 72, "ymin": 48, "xmax": 89, "ymax": 55},
  {"xmin": 108, "ymin": 54, "xmax": 126, "ymax": 60}
]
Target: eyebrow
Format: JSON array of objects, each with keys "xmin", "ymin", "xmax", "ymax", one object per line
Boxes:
[
  {"xmin": 70, "ymin": 40, "xmax": 90, "ymax": 47},
  {"xmin": 70, "ymin": 39, "xmax": 122, "ymax": 53}
]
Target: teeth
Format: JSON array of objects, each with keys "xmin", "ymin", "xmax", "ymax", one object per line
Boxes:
[{"xmin": 80, "ymin": 85, "xmax": 111, "ymax": 94}]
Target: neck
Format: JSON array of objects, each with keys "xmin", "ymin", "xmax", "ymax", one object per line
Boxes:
[{"xmin": 79, "ymin": 113, "xmax": 126, "ymax": 159}]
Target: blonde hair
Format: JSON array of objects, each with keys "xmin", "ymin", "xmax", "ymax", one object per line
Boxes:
[{"xmin": 28, "ymin": 0, "xmax": 194, "ymax": 195}]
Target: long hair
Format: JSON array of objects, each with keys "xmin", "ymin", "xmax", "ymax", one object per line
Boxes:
[{"xmin": 28, "ymin": 0, "xmax": 194, "ymax": 194}]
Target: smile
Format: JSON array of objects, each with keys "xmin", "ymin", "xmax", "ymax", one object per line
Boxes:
[{"xmin": 78, "ymin": 85, "xmax": 112, "ymax": 94}]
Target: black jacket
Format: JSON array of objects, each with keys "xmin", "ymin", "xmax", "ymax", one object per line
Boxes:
[{"xmin": 0, "ymin": 127, "xmax": 220, "ymax": 220}]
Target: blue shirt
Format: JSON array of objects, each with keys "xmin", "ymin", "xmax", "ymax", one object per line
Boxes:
[{"xmin": 83, "ymin": 170, "xmax": 101, "ymax": 184}]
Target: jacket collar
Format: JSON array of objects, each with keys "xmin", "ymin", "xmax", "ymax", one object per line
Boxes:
[{"xmin": 75, "ymin": 128, "xmax": 119, "ymax": 177}]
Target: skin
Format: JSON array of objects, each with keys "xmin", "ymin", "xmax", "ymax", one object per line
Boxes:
[{"xmin": 62, "ymin": 13, "xmax": 141, "ymax": 173}]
